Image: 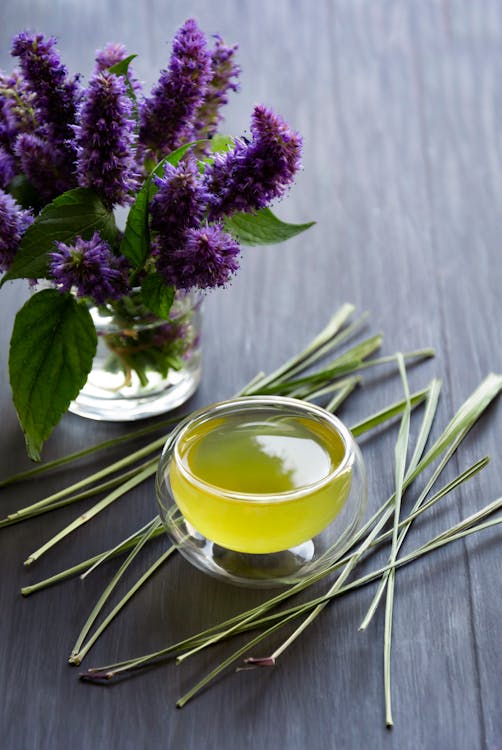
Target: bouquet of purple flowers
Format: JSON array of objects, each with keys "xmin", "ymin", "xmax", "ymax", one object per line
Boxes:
[{"xmin": 0, "ymin": 19, "xmax": 312, "ymax": 459}]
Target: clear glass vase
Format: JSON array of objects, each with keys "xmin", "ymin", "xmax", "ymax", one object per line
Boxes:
[{"xmin": 70, "ymin": 290, "xmax": 202, "ymax": 421}]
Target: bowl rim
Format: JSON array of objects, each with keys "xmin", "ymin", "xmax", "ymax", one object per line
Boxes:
[{"xmin": 163, "ymin": 395, "xmax": 356, "ymax": 504}]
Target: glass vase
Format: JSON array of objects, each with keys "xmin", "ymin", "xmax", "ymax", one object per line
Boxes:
[{"xmin": 70, "ymin": 290, "xmax": 202, "ymax": 421}]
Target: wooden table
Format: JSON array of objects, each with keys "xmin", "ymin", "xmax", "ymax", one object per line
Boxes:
[{"xmin": 1, "ymin": 2, "xmax": 501, "ymax": 748}]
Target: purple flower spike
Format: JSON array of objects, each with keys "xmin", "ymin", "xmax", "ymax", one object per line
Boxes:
[
  {"xmin": 139, "ymin": 18, "xmax": 212, "ymax": 155},
  {"xmin": 0, "ymin": 69, "xmax": 37, "ymax": 152},
  {"xmin": 74, "ymin": 71, "xmax": 139, "ymax": 207},
  {"xmin": 204, "ymin": 104, "xmax": 302, "ymax": 220},
  {"xmin": 0, "ymin": 147, "xmax": 16, "ymax": 188},
  {"xmin": 11, "ymin": 32, "xmax": 79, "ymax": 172},
  {"xmin": 156, "ymin": 222, "xmax": 240, "ymax": 290},
  {"xmin": 15, "ymin": 132, "xmax": 72, "ymax": 199},
  {"xmin": 0, "ymin": 188, "xmax": 32, "ymax": 272},
  {"xmin": 50, "ymin": 231, "xmax": 130, "ymax": 304},
  {"xmin": 94, "ymin": 43, "xmax": 142, "ymax": 96},
  {"xmin": 150, "ymin": 158, "xmax": 209, "ymax": 241},
  {"xmin": 193, "ymin": 34, "xmax": 240, "ymax": 141}
]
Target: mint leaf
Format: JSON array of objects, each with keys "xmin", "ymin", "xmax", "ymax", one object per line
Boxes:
[
  {"xmin": 109, "ymin": 54, "xmax": 138, "ymax": 77},
  {"xmin": 225, "ymin": 207, "xmax": 315, "ymax": 246},
  {"xmin": 141, "ymin": 273, "xmax": 175, "ymax": 319},
  {"xmin": 120, "ymin": 141, "xmax": 205, "ymax": 268},
  {"xmin": 120, "ymin": 185, "xmax": 150, "ymax": 267},
  {"xmin": 6, "ymin": 174, "xmax": 42, "ymax": 212},
  {"xmin": 210, "ymin": 134, "xmax": 234, "ymax": 153},
  {"xmin": 1, "ymin": 188, "xmax": 118, "ymax": 284},
  {"xmin": 9, "ymin": 289, "xmax": 97, "ymax": 461}
]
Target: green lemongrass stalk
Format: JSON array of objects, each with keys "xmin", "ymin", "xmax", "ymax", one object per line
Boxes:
[
  {"xmin": 8, "ymin": 436, "xmax": 166, "ymax": 522},
  {"xmin": 359, "ymin": 374, "xmax": 496, "ymax": 632},
  {"xmin": 0, "ymin": 416, "xmax": 181, "ymax": 488},
  {"xmin": 325, "ymin": 377, "xmax": 361, "ymax": 412},
  {"xmin": 83, "ymin": 495, "xmax": 502, "ymax": 683},
  {"xmin": 21, "ymin": 519, "xmax": 165, "ymax": 595},
  {"xmin": 241, "ymin": 304, "xmax": 356, "ymax": 393},
  {"xmin": 24, "ymin": 463, "xmax": 157, "ymax": 566},
  {"xmin": 81, "ymin": 516, "xmax": 159, "ymax": 580},
  {"xmin": 81, "ymin": 455, "xmax": 488, "ymax": 677},
  {"xmin": 250, "ymin": 334, "xmax": 383, "ymax": 395},
  {"xmin": 70, "ymin": 517, "xmax": 162, "ymax": 664},
  {"xmin": 287, "ymin": 375, "xmax": 360, "ymax": 402},
  {"xmin": 252, "ymin": 345, "xmax": 434, "ymax": 397},
  {"xmin": 350, "ymin": 386, "xmax": 430, "ymax": 438},
  {"xmin": 0, "ymin": 458, "xmax": 159, "ymax": 529},
  {"xmin": 178, "ymin": 503, "xmax": 502, "ymax": 707},
  {"xmin": 280, "ymin": 313, "xmax": 371, "ymax": 383},
  {"xmin": 384, "ymin": 354, "xmax": 412, "ymax": 728},
  {"xmin": 74, "ymin": 545, "xmax": 175, "ymax": 665},
  {"xmin": 102, "ymin": 504, "xmax": 502, "ymax": 703},
  {"xmin": 359, "ymin": 430, "xmax": 471, "ymax": 631},
  {"xmin": 176, "ymin": 375, "xmax": 502, "ymax": 666}
]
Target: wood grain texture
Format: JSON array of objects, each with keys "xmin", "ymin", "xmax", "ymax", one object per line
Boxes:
[{"xmin": 0, "ymin": 1, "xmax": 501, "ymax": 748}]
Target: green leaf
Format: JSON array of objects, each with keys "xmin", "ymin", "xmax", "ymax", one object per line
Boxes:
[
  {"xmin": 120, "ymin": 186, "xmax": 150, "ymax": 268},
  {"xmin": 120, "ymin": 142, "xmax": 205, "ymax": 268},
  {"xmin": 108, "ymin": 54, "xmax": 138, "ymax": 77},
  {"xmin": 141, "ymin": 273, "xmax": 175, "ymax": 319},
  {"xmin": 210, "ymin": 134, "xmax": 234, "ymax": 153},
  {"xmin": 225, "ymin": 207, "xmax": 315, "ymax": 246},
  {"xmin": 6, "ymin": 174, "xmax": 42, "ymax": 212},
  {"xmin": 9, "ymin": 289, "xmax": 97, "ymax": 461},
  {"xmin": 1, "ymin": 188, "xmax": 118, "ymax": 284},
  {"xmin": 109, "ymin": 54, "xmax": 139, "ymax": 105}
]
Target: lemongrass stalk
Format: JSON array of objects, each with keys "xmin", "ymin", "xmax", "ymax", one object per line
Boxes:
[
  {"xmin": 73, "ymin": 544, "xmax": 175, "ymax": 665},
  {"xmin": 0, "ymin": 417, "xmax": 180, "ymax": 488},
  {"xmin": 359, "ymin": 429, "xmax": 472, "ymax": 630},
  {"xmin": 70, "ymin": 518, "xmax": 162, "ymax": 663},
  {"xmin": 178, "ymin": 375, "xmax": 502, "ymax": 665},
  {"xmin": 21, "ymin": 521, "xmax": 165, "ymax": 595},
  {"xmin": 83, "ymin": 503, "xmax": 502, "ymax": 682},
  {"xmin": 287, "ymin": 375, "xmax": 360, "ymax": 401},
  {"xmin": 8, "ymin": 436, "xmax": 166, "ymax": 522},
  {"xmin": 0, "ymin": 458, "xmax": 159, "ymax": 529},
  {"xmin": 325, "ymin": 377, "xmax": 361, "ymax": 412},
  {"xmin": 383, "ymin": 354, "xmax": 412, "ymax": 728},
  {"xmin": 81, "ymin": 516, "xmax": 160, "ymax": 580},
  {"xmin": 243, "ymin": 304, "xmax": 356, "ymax": 393},
  {"xmin": 350, "ymin": 387, "xmax": 429, "ymax": 437},
  {"xmin": 177, "ymin": 506, "xmax": 502, "ymax": 707},
  {"xmin": 24, "ymin": 463, "xmax": 157, "ymax": 566},
  {"xmin": 252, "ymin": 335, "xmax": 383, "ymax": 395}
]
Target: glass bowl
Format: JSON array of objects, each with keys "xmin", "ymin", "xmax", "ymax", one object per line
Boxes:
[{"xmin": 155, "ymin": 396, "xmax": 367, "ymax": 587}]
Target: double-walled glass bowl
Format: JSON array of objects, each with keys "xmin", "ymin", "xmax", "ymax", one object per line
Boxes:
[{"xmin": 156, "ymin": 396, "xmax": 367, "ymax": 587}]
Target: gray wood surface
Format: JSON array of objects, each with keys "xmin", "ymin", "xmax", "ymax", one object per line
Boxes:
[{"xmin": 1, "ymin": 1, "xmax": 501, "ymax": 748}]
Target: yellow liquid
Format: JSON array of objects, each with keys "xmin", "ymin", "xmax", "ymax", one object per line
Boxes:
[{"xmin": 169, "ymin": 411, "xmax": 352, "ymax": 553}]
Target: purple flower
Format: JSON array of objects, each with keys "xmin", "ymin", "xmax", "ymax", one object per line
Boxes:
[
  {"xmin": 49, "ymin": 231, "xmax": 130, "ymax": 304},
  {"xmin": 139, "ymin": 19, "xmax": 211, "ymax": 155},
  {"xmin": 0, "ymin": 188, "xmax": 33, "ymax": 272},
  {"xmin": 150, "ymin": 158, "xmax": 209, "ymax": 241},
  {"xmin": 11, "ymin": 32, "xmax": 79, "ymax": 183},
  {"xmin": 156, "ymin": 222, "xmax": 240, "ymax": 290},
  {"xmin": 74, "ymin": 71, "xmax": 139, "ymax": 207},
  {"xmin": 0, "ymin": 69, "xmax": 37, "ymax": 151},
  {"xmin": 0, "ymin": 147, "xmax": 16, "ymax": 188},
  {"xmin": 204, "ymin": 104, "xmax": 302, "ymax": 220},
  {"xmin": 94, "ymin": 43, "xmax": 143, "ymax": 96},
  {"xmin": 15, "ymin": 132, "xmax": 72, "ymax": 199},
  {"xmin": 193, "ymin": 35, "xmax": 240, "ymax": 141}
]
